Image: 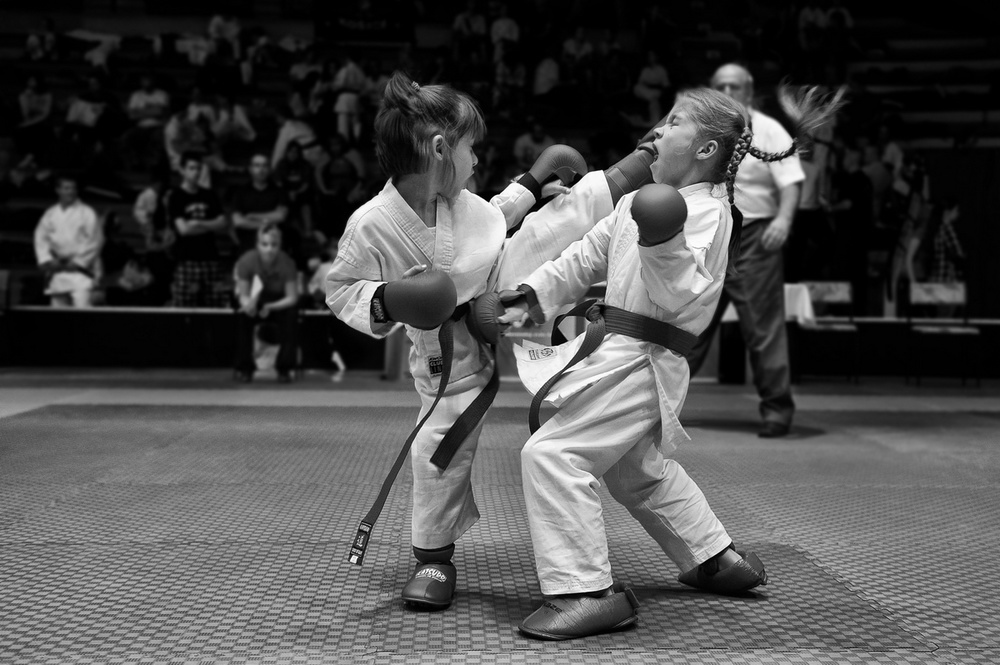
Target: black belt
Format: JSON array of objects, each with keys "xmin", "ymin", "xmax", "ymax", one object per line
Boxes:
[
  {"xmin": 349, "ymin": 303, "xmax": 499, "ymax": 566},
  {"xmin": 528, "ymin": 300, "xmax": 698, "ymax": 434}
]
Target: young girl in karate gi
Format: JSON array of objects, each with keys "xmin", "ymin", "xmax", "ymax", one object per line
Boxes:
[
  {"xmin": 499, "ymin": 85, "xmax": 843, "ymax": 640},
  {"xmin": 326, "ymin": 71, "xmax": 641, "ymax": 609}
]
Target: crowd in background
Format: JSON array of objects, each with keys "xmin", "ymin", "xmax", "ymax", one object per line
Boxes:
[{"xmin": 1, "ymin": 0, "xmax": 968, "ymax": 322}]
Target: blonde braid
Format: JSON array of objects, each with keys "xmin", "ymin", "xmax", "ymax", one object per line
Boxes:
[{"xmin": 726, "ymin": 125, "xmax": 754, "ymax": 205}]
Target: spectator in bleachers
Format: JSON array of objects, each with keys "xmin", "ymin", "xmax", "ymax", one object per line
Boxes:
[
  {"xmin": 163, "ymin": 151, "xmax": 230, "ymax": 307},
  {"xmin": 305, "ymin": 235, "xmax": 348, "ymax": 381},
  {"xmin": 531, "ymin": 44, "xmax": 562, "ymax": 101},
  {"xmin": 451, "ymin": 0, "xmax": 488, "ymax": 62},
  {"xmin": 233, "ymin": 223, "xmax": 299, "ymax": 384},
  {"xmin": 797, "ymin": 1, "xmax": 828, "ymax": 81},
  {"xmin": 512, "ymin": 118, "xmax": 555, "ymax": 173},
  {"xmin": 593, "ymin": 43, "xmax": 631, "ymax": 112},
  {"xmin": 561, "ymin": 25, "xmax": 594, "ymax": 86},
  {"xmin": 132, "ymin": 175, "xmax": 176, "ymax": 306},
  {"xmin": 928, "ymin": 197, "xmax": 965, "ymax": 285},
  {"xmin": 632, "ymin": 49, "xmax": 672, "ymax": 125},
  {"xmin": 331, "ymin": 51, "xmax": 369, "ymax": 144},
  {"xmin": 63, "ymin": 75, "xmax": 123, "ymax": 164},
  {"xmin": 273, "ymin": 140, "xmax": 315, "ymax": 249},
  {"xmin": 827, "ymin": 142, "xmax": 874, "ymax": 313},
  {"xmin": 212, "ymin": 93, "xmax": 257, "ymax": 168},
  {"xmin": 312, "ymin": 134, "xmax": 360, "ymax": 244},
  {"xmin": 24, "ymin": 17, "xmax": 58, "ymax": 62},
  {"xmin": 271, "ymin": 105, "xmax": 319, "ymax": 167},
  {"xmin": 121, "ymin": 74, "xmax": 170, "ymax": 171},
  {"xmin": 96, "ymin": 211, "xmax": 158, "ymax": 307},
  {"xmin": 493, "ymin": 47, "xmax": 526, "ymax": 117},
  {"xmin": 208, "ymin": 14, "xmax": 242, "ymax": 61},
  {"xmin": 0, "ymin": 153, "xmax": 53, "ymax": 202},
  {"xmin": 489, "ymin": 2, "xmax": 520, "ymax": 65},
  {"xmin": 34, "ymin": 175, "xmax": 103, "ymax": 308},
  {"xmin": 186, "ymin": 86, "xmax": 218, "ymax": 126},
  {"xmin": 15, "ymin": 75, "xmax": 54, "ymax": 162},
  {"xmin": 229, "ymin": 152, "xmax": 289, "ymax": 255}
]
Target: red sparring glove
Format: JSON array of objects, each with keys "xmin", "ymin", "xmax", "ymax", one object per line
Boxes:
[
  {"xmin": 631, "ymin": 184, "xmax": 688, "ymax": 246},
  {"xmin": 372, "ymin": 269, "xmax": 458, "ymax": 330},
  {"xmin": 604, "ymin": 144, "xmax": 655, "ymax": 207},
  {"xmin": 516, "ymin": 145, "xmax": 588, "ymax": 200}
]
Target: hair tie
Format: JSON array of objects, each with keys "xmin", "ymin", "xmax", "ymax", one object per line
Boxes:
[{"xmin": 411, "ymin": 81, "xmax": 420, "ymax": 92}]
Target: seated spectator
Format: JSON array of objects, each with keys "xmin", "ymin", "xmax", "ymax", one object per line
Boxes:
[
  {"xmin": 331, "ymin": 51, "xmax": 368, "ymax": 143},
  {"xmin": 305, "ymin": 235, "xmax": 347, "ymax": 381},
  {"xmin": 96, "ymin": 211, "xmax": 159, "ymax": 307},
  {"xmin": 229, "ymin": 152, "xmax": 289, "ymax": 254},
  {"xmin": 63, "ymin": 75, "xmax": 123, "ymax": 161},
  {"xmin": 561, "ymin": 25, "xmax": 594, "ymax": 85},
  {"xmin": 312, "ymin": 134, "xmax": 360, "ymax": 243},
  {"xmin": 489, "ymin": 1, "xmax": 519, "ymax": 65},
  {"xmin": 186, "ymin": 86, "xmax": 218, "ymax": 126},
  {"xmin": 0, "ymin": 153, "xmax": 54, "ymax": 202},
  {"xmin": 512, "ymin": 118, "xmax": 555, "ymax": 173},
  {"xmin": 208, "ymin": 13, "xmax": 242, "ymax": 60},
  {"xmin": 212, "ymin": 94, "xmax": 257, "ymax": 167},
  {"xmin": 271, "ymin": 106, "xmax": 320, "ymax": 167},
  {"xmin": 163, "ymin": 151, "xmax": 230, "ymax": 307},
  {"xmin": 451, "ymin": 0, "xmax": 488, "ymax": 62},
  {"xmin": 121, "ymin": 74, "xmax": 170, "ymax": 170},
  {"xmin": 233, "ymin": 224, "xmax": 300, "ymax": 383},
  {"xmin": 34, "ymin": 175, "xmax": 103, "ymax": 308},
  {"xmin": 15, "ymin": 75, "xmax": 54, "ymax": 161},
  {"xmin": 273, "ymin": 140, "xmax": 315, "ymax": 253},
  {"xmin": 24, "ymin": 17, "xmax": 58, "ymax": 62},
  {"xmin": 132, "ymin": 176, "xmax": 176, "ymax": 306},
  {"xmin": 164, "ymin": 104, "xmax": 226, "ymax": 179},
  {"xmin": 632, "ymin": 49, "xmax": 671, "ymax": 125}
]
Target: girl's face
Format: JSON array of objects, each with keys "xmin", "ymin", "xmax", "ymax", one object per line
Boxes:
[
  {"xmin": 440, "ymin": 134, "xmax": 478, "ymax": 198},
  {"xmin": 650, "ymin": 102, "xmax": 702, "ymax": 188}
]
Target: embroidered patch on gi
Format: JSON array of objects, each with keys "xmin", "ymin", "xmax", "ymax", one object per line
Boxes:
[
  {"xmin": 428, "ymin": 355, "xmax": 444, "ymax": 376},
  {"xmin": 526, "ymin": 347, "xmax": 556, "ymax": 361},
  {"xmin": 416, "ymin": 567, "xmax": 448, "ymax": 583}
]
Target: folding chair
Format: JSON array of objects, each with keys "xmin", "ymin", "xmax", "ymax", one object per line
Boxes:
[{"xmin": 906, "ymin": 282, "xmax": 981, "ymax": 386}]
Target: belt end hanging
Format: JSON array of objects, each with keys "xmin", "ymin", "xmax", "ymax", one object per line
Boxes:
[{"xmin": 348, "ymin": 521, "xmax": 374, "ymax": 566}]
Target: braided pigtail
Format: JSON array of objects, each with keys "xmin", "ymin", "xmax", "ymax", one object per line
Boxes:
[
  {"xmin": 726, "ymin": 125, "xmax": 754, "ymax": 206},
  {"xmin": 749, "ymin": 82, "xmax": 847, "ymax": 164}
]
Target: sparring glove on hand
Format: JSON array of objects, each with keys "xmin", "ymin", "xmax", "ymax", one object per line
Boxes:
[
  {"xmin": 631, "ymin": 184, "xmax": 688, "ymax": 246},
  {"xmin": 372, "ymin": 268, "xmax": 458, "ymax": 330},
  {"xmin": 516, "ymin": 145, "xmax": 588, "ymax": 201}
]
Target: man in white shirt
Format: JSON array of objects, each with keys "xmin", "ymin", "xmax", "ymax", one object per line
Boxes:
[
  {"xmin": 34, "ymin": 176, "xmax": 103, "ymax": 308},
  {"xmin": 685, "ymin": 63, "xmax": 805, "ymax": 439}
]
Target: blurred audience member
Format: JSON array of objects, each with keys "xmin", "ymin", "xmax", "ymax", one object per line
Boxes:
[
  {"xmin": 273, "ymin": 140, "xmax": 315, "ymax": 253},
  {"xmin": 332, "ymin": 51, "xmax": 368, "ymax": 143},
  {"xmin": 313, "ymin": 134, "xmax": 360, "ymax": 243},
  {"xmin": 15, "ymin": 75, "xmax": 54, "ymax": 161},
  {"xmin": 513, "ymin": 119, "xmax": 555, "ymax": 172},
  {"xmin": 212, "ymin": 94, "xmax": 257, "ymax": 167},
  {"xmin": 633, "ymin": 49, "xmax": 671, "ymax": 125},
  {"xmin": 929, "ymin": 197, "xmax": 965, "ymax": 285},
  {"xmin": 489, "ymin": 2, "xmax": 520, "ymax": 65},
  {"xmin": 272, "ymin": 106, "xmax": 319, "ymax": 167},
  {"xmin": 208, "ymin": 13, "xmax": 242, "ymax": 60},
  {"xmin": 24, "ymin": 17, "xmax": 58, "ymax": 62},
  {"xmin": 34, "ymin": 175, "xmax": 103, "ymax": 308},
  {"xmin": 164, "ymin": 152, "xmax": 229, "ymax": 307},
  {"xmin": 233, "ymin": 224, "xmax": 300, "ymax": 383},
  {"xmin": 451, "ymin": 0, "xmax": 488, "ymax": 62},
  {"xmin": 121, "ymin": 74, "xmax": 170, "ymax": 171},
  {"xmin": 230, "ymin": 153, "xmax": 289, "ymax": 254},
  {"xmin": 828, "ymin": 143, "xmax": 874, "ymax": 313}
]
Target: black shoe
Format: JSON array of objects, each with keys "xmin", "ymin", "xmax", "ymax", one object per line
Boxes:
[
  {"xmin": 277, "ymin": 372, "xmax": 292, "ymax": 384},
  {"xmin": 758, "ymin": 422, "xmax": 790, "ymax": 438},
  {"xmin": 401, "ymin": 562, "xmax": 457, "ymax": 610},
  {"xmin": 233, "ymin": 370, "xmax": 253, "ymax": 383}
]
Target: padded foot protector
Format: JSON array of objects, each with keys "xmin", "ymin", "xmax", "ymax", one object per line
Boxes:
[
  {"xmin": 518, "ymin": 586, "xmax": 639, "ymax": 641},
  {"xmin": 677, "ymin": 551, "xmax": 769, "ymax": 595},
  {"xmin": 401, "ymin": 562, "xmax": 456, "ymax": 609}
]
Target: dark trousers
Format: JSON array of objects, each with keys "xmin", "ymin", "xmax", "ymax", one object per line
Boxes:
[
  {"xmin": 686, "ymin": 219, "xmax": 795, "ymax": 426},
  {"xmin": 234, "ymin": 307, "xmax": 298, "ymax": 375}
]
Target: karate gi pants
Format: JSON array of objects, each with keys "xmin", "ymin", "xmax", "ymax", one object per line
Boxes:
[{"xmin": 521, "ymin": 365, "xmax": 731, "ymax": 595}]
